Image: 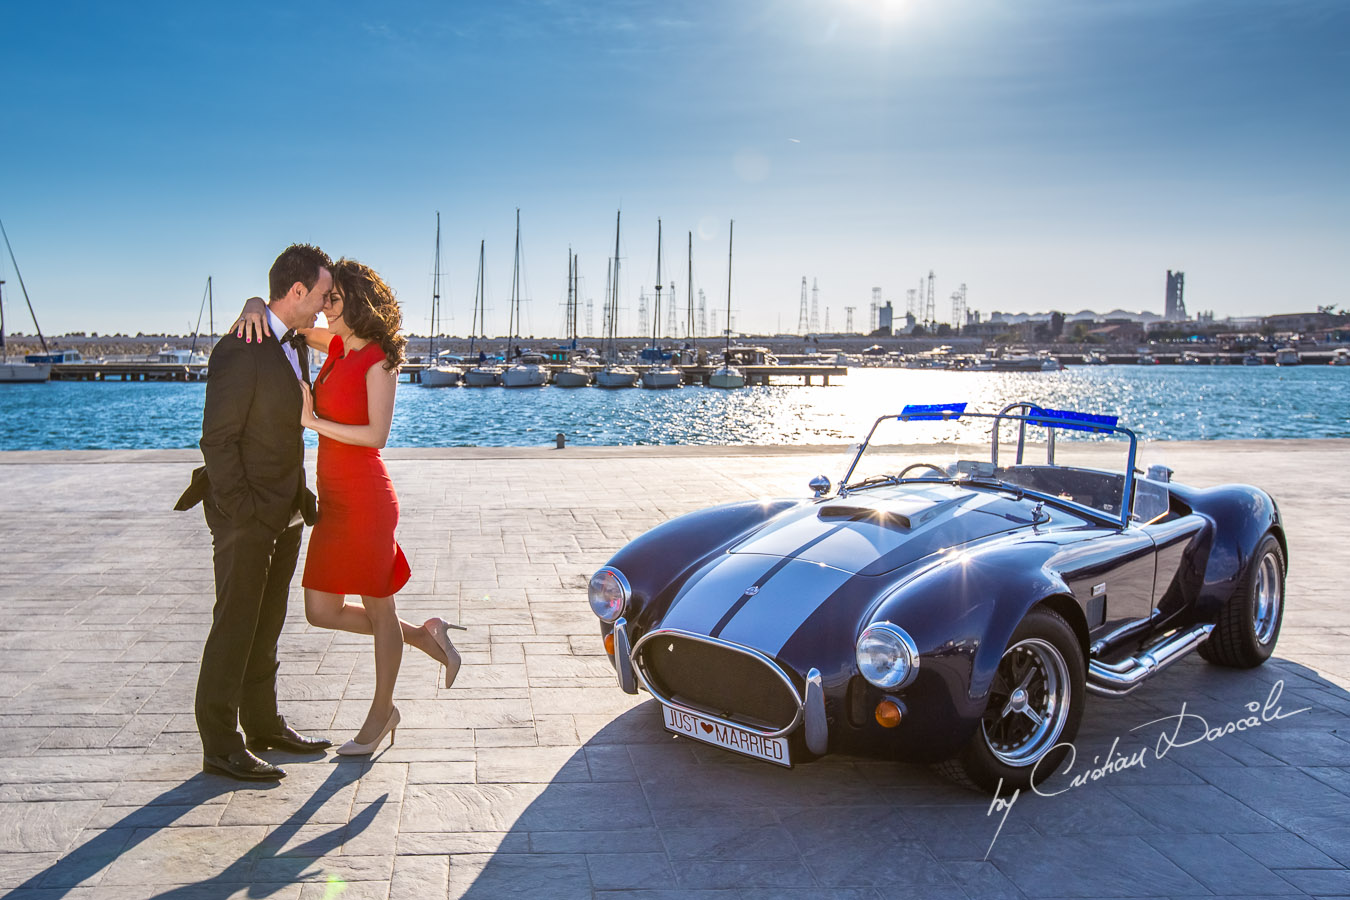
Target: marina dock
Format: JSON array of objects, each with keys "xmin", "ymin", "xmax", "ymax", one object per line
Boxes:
[
  {"xmin": 50, "ymin": 361, "xmax": 208, "ymax": 381},
  {"xmin": 403, "ymin": 361, "xmax": 850, "ymax": 385}
]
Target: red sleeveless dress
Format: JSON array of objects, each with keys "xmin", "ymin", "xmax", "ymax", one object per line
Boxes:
[{"xmin": 301, "ymin": 335, "xmax": 411, "ymax": 597}]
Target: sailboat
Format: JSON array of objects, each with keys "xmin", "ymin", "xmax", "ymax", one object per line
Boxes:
[
  {"xmin": 640, "ymin": 219, "xmax": 682, "ymax": 389},
  {"xmin": 502, "ymin": 209, "xmax": 548, "ymax": 388},
  {"xmin": 464, "ymin": 240, "xmax": 502, "ymax": 386},
  {"xmin": 709, "ymin": 219, "xmax": 746, "ymax": 389},
  {"xmin": 553, "ymin": 250, "xmax": 592, "ymax": 387},
  {"xmin": 0, "ymin": 221, "xmax": 52, "ymax": 383},
  {"xmin": 421, "ymin": 212, "xmax": 462, "ymax": 387},
  {"xmin": 595, "ymin": 210, "xmax": 639, "ymax": 389}
]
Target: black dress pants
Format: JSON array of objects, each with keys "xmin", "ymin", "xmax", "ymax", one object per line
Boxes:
[{"xmin": 195, "ymin": 503, "xmax": 302, "ymax": 757}]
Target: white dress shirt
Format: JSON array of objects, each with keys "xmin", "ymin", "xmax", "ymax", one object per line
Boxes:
[{"xmin": 267, "ymin": 307, "xmax": 302, "ymax": 381}]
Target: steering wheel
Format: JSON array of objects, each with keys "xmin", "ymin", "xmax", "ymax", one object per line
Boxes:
[{"xmin": 897, "ymin": 462, "xmax": 948, "ymax": 480}]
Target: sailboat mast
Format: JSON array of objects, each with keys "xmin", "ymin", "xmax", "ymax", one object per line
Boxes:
[
  {"xmin": 603, "ymin": 258, "xmax": 613, "ymax": 357},
  {"xmin": 612, "ymin": 210, "xmax": 621, "ymax": 358},
  {"xmin": 208, "ymin": 276, "xmax": 214, "ymax": 339},
  {"xmin": 1, "ymin": 279, "xmax": 7, "ymax": 362},
  {"xmin": 725, "ymin": 219, "xmax": 734, "ymax": 357},
  {"xmin": 687, "ymin": 232, "xmax": 693, "ymax": 344},
  {"xmin": 567, "ymin": 247, "xmax": 575, "ymax": 343},
  {"xmin": 510, "ymin": 208, "xmax": 521, "ymax": 356},
  {"xmin": 190, "ymin": 276, "xmax": 212, "ymax": 356},
  {"xmin": 470, "ymin": 240, "xmax": 484, "ymax": 355},
  {"xmin": 431, "ymin": 211, "xmax": 441, "ymax": 359},
  {"xmin": 0, "ymin": 218, "xmax": 47, "ymax": 353},
  {"xmin": 653, "ymin": 219, "xmax": 662, "ymax": 347}
]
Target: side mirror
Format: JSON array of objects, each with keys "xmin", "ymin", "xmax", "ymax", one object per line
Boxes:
[{"xmin": 809, "ymin": 475, "xmax": 831, "ymax": 498}]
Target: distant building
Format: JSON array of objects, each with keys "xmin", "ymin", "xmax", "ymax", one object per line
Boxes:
[
  {"xmin": 1262, "ymin": 311, "xmax": 1349, "ymax": 334},
  {"xmin": 1165, "ymin": 271, "xmax": 1187, "ymax": 321},
  {"xmin": 878, "ymin": 301, "xmax": 894, "ymax": 335},
  {"xmin": 1088, "ymin": 320, "xmax": 1146, "ymax": 344}
]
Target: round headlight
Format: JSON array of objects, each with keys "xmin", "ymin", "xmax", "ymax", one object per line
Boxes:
[
  {"xmin": 588, "ymin": 566, "xmax": 630, "ymax": 623},
  {"xmin": 855, "ymin": 623, "xmax": 919, "ymax": 689}
]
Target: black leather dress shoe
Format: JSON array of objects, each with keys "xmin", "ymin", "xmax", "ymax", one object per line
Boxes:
[
  {"xmin": 246, "ymin": 725, "xmax": 332, "ymax": 754},
  {"xmin": 203, "ymin": 748, "xmax": 286, "ymax": 781}
]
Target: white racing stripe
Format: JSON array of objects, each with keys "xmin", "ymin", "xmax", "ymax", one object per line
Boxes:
[{"xmin": 715, "ymin": 559, "xmax": 856, "ymax": 656}]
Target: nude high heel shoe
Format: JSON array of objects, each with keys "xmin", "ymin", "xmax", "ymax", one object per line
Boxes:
[
  {"xmin": 425, "ymin": 617, "xmax": 465, "ymax": 689},
  {"xmin": 336, "ymin": 706, "xmax": 400, "ymax": 756}
]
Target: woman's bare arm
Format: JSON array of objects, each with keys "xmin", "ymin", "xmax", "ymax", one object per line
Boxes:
[{"xmin": 300, "ymin": 360, "xmax": 397, "ymax": 448}]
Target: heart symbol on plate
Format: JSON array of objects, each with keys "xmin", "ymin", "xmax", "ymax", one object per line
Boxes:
[{"xmin": 700, "ymin": 722, "xmax": 714, "ymax": 734}]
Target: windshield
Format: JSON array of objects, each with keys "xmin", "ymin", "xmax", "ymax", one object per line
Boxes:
[{"xmin": 839, "ymin": 402, "xmax": 1144, "ymax": 527}]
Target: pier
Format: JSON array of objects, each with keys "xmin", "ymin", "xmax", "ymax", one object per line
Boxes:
[
  {"xmin": 50, "ymin": 361, "xmax": 207, "ymax": 381},
  {"xmin": 403, "ymin": 362, "xmax": 849, "ymax": 385}
]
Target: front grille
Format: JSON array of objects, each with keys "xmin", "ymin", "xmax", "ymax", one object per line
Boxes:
[{"xmin": 634, "ymin": 630, "xmax": 802, "ymax": 734}]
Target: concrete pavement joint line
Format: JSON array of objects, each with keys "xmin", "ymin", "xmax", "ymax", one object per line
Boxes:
[{"xmin": 0, "ymin": 442, "xmax": 1345, "ymax": 897}]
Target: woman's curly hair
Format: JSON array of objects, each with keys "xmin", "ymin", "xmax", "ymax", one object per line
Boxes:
[{"xmin": 331, "ymin": 259, "xmax": 407, "ymax": 371}]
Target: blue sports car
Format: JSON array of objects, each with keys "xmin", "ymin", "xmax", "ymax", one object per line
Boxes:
[{"xmin": 587, "ymin": 402, "xmax": 1286, "ymax": 791}]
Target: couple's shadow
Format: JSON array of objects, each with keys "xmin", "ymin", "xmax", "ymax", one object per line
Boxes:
[{"xmin": 12, "ymin": 755, "xmax": 386, "ymax": 899}]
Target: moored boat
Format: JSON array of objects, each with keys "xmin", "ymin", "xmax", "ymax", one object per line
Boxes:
[
  {"xmin": 503, "ymin": 352, "xmax": 549, "ymax": 388},
  {"xmin": 596, "ymin": 210, "xmax": 638, "ymax": 389},
  {"xmin": 463, "ymin": 240, "xmax": 499, "ymax": 385},
  {"xmin": 0, "ymin": 221, "xmax": 52, "ymax": 383},
  {"xmin": 708, "ymin": 220, "xmax": 745, "ymax": 389},
  {"xmin": 421, "ymin": 212, "xmax": 461, "ymax": 387},
  {"xmin": 640, "ymin": 219, "xmax": 682, "ymax": 390},
  {"xmin": 553, "ymin": 251, "xmax": 591, "ymax": 386},
  {"xmin": 553, "ymin": 364, "xmax": 592, "ymax": 387}
]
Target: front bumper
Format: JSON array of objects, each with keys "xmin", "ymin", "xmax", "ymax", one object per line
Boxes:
[{"xmin": 610, "ymin": 623, "xmax": 829, "ymax": 756}]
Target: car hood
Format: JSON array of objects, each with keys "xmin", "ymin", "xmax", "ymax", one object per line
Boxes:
[
  {"xmin": 654, "ymin": 483, "xmax": 1040, "ymax": 659},
  {"xmin": 732, "ymin": 482, "xmax": 1038, "ymax": 576}
]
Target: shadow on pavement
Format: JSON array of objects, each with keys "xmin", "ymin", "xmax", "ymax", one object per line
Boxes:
[
  {"xmin": 445, "ymin": 655, "xmax": 1350, "ymax": 898},
  {"xmin": 12, "ymin": 758, "xmax": 385, "ymax": 898}
]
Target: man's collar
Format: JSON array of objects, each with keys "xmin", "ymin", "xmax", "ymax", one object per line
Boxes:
[{"xmin": 265, "ymin": 306, "xmax": 288, "ymax": 342}]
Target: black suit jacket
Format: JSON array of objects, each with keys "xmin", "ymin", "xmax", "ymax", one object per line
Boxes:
[{"xmin": 176, "ymin": 332, "xmax": 316, "ymax": 531}]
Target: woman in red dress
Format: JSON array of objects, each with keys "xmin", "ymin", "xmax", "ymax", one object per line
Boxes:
[{"xmin": 294, "ymin": 260, "xmax": 461, "ymax": 755}]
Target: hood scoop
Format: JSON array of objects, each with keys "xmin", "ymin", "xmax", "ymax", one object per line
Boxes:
[{"xmin": 817, "ymin": 504, "xmax": 912, "ymax": 529}]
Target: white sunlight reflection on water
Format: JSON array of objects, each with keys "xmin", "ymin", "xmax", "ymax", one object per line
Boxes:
[{"xmin": 0, "ymin": 365, "xmax": 1346, "ymax": 451}]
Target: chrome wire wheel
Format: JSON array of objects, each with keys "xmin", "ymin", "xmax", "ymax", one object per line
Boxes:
[
  {"xmin": 1253, "ymin": 551, "xmax": 1283, "ymax": 646},
  {"xmin": 982, "ymin": 637, "xmax": 1072, "ymax": 767}
]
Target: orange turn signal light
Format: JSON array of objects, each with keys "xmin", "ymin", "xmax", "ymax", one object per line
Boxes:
[
  {"xmin": 603, "ymin": 632, "xmax": 615, "ymax": 655},
  {"xmin": 875, "ymin": 698, "xmax": 903, "ymax": 728}
]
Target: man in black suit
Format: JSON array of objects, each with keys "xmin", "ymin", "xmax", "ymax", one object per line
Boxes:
[{"xmin": 179, "ymin": 243, "xmax": 334, "ymax": 780}]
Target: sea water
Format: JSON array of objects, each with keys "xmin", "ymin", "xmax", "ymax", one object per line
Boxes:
[{"xmin": 0, "ymin": 365, "xmax": 1345, "ymax": 452}]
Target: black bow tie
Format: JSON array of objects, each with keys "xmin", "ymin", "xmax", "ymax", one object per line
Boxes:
[{"xmin": 280, "ymin": 329, "xmax": 306, "ymax": 351}]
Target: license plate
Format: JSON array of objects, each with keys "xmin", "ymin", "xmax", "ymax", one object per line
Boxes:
[{"xmin": 661, "ymin": 703, "xmax": 791, "ymax": 767}]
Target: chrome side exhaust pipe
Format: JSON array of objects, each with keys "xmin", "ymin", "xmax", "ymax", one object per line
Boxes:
[{"xmin": 1087, "ymin": 624, "xmax": 1214, "ymax": 697}]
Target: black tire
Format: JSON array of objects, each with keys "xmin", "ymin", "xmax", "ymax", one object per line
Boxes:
[
  {"xmin": 940, "ymin": 607, "xmax": 1085, "ymax": 794},
  {"xmin": 1199, "ymin": 534, "xmax": 1284, "ymax": 668}
]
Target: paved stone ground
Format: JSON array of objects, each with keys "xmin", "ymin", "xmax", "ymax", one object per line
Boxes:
[{"xmin": 0, "ymin": 440, "xmax": 1347, "ymax": 900}]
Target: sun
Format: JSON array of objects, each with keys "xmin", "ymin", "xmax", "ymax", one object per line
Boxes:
[{"xmin": 843, "ymin": 0, "xmax": 912, "ymax": 22}]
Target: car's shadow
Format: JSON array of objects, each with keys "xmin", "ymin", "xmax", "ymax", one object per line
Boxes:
[{"xmin": 438, "ymin": 655, "xmax": 1350, "ymax": 897}]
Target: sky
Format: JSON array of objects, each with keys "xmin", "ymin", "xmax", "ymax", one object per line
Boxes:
[{"xmin": 1, "ymin": 0, "xmax": 1346, "ymax": 338}]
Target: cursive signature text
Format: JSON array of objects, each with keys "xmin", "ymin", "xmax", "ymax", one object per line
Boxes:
[{"xmin": 984, "ymin": 679, "xmax": 1310, "ymax": 858}]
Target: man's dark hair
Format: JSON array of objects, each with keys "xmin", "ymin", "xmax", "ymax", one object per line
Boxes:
[{"xmin": 268, "ymin": 243, "xmax": 333, "ymax": 301}]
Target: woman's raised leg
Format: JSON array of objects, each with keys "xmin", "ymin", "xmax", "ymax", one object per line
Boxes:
[{"xmin": 305, "ymin": 588, "xmax": 447, "ymax": 663}]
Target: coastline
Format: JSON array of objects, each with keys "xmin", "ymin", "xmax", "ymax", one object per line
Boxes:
[{"xmin": 1, "ymin": 435, "xmax": 1348, "ymax": 465}]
